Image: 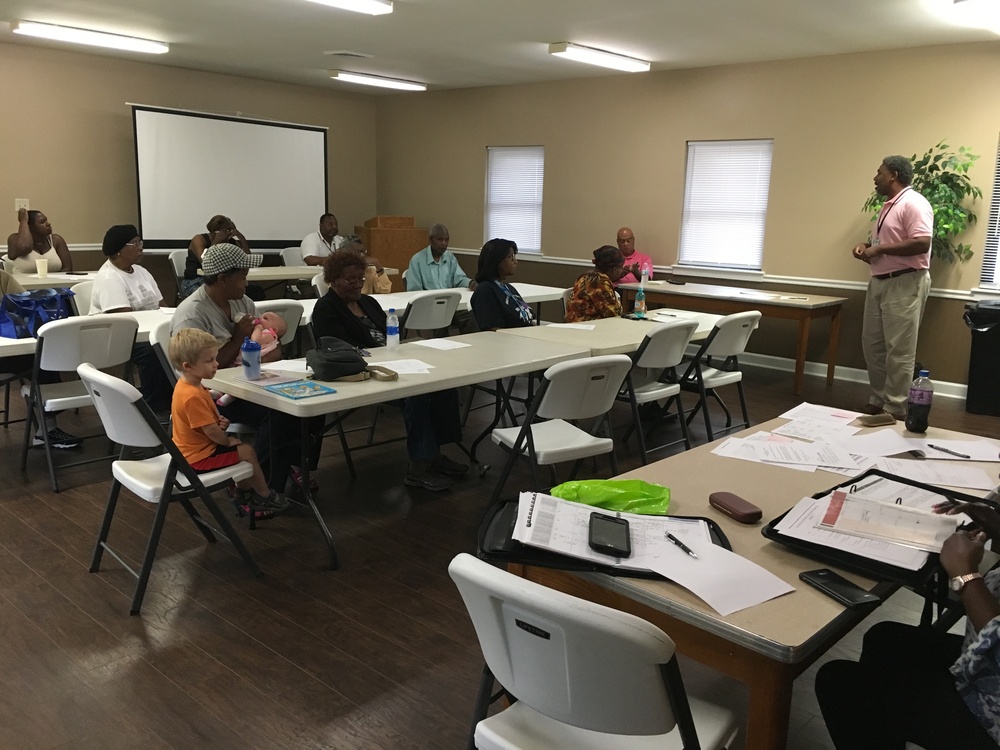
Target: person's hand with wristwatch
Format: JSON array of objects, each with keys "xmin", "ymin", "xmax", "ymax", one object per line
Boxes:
[{"xmin": 942, "ymin": 529, "xmax": 986, "ymax": 594}]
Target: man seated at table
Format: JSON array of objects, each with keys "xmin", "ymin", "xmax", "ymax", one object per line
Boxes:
[
  {"xmin": 616, "ymin": 226, "xmax": 654, "ymax": 285},
  {"xmin": 406, "ymin": 224, "xmax": 476, "ymax": 292},
  {"xmin": 170, "ymin": 243, "xmax": 321, "ymax": 494},
  {"xmin": 302, "ymin": 213, "xmax": 345, "ymax": 266}
]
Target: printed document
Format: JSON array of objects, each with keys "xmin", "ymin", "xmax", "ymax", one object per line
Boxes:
[{"xmin": 819, "ymin": 490, "xmax": 961, "ymax": 553}]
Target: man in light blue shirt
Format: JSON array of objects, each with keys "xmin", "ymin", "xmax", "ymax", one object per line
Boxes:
[{"xmin": 406, "ymin": 224, "xmax": 476, "ymax": 292}]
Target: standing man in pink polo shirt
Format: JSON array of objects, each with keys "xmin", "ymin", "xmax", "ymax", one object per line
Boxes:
[
  {"xmin": 616, "ymin": 226, "xmax": 654, "ymax": 285},
  {"xmin": 853, "ymin": 155, "xmax": 933, "ymax": 418}
]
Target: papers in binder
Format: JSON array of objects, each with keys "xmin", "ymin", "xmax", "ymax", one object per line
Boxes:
[
  {"xmin": 513, "ymin": 492, "xmax": 793, "ymax": 616},
  {"xmin": 818, "ymin": 490, "xmax": 960, "ymax": 552}
]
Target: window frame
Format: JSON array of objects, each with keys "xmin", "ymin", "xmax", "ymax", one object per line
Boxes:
[{"xmin": 484, "ymin": 145, "xmax": 545, "ymax": 253}]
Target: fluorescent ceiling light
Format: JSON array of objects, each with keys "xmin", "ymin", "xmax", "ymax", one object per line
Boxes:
[
  {"xmin": 306, "ymin": 0, "xmax": 393, "ymax": 15},
  {"xmin": 12, "ymin": 21, "xmax": 169, "ymax": 54},
  {"xmin": 548, "ymin": 42, "xmax": 650, "ymax": 73},
  {"xmin": 329, "ymin": 70, "xmax": 426, "ymax": 91},
  {"xmin": 923, "ymin": 0, "xmax": 1000, "ymax": 33}
]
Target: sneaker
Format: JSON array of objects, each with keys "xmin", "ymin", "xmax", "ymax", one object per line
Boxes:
[
  {"xmin": 252, "ymin": 489, "xmax": 291, "ymax": 512},
  {"xmin": 430, "ymin": 455, "xmax": 469, "ymax": 477},
  {"xmin": 860, "ymin": 403, "xmax": 885, "ymax": 416},
  {"xmin": 33, "ymin": 428, "xmax": 83, "ymax": 449},
  {"xmin": 404, "ymin": 471, "xmax": 452, "ymax": 492},
  {"xmin": 288, "ymin": 466, "xmax": 319, "ymax": 493}
]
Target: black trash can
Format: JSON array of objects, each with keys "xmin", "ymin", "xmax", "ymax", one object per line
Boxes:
[{"xmin": 964, "ymin": 301, "xmax": 1000, "ymax": 415}]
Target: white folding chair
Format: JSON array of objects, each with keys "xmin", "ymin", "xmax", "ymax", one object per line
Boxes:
[
  {"xmin": 168, "ymin": 249, "xmax": 187, "ymax": 303},
  {"xmin": 400, "ymin": 290, "xmax": 461, "ymax": 337},
  {"xmin": 679, "ymin": 311, "xmax": 761, "ymax": 442},
  {"xmin": 618, "ymin": 319, "xmax": 699, "ymax": 463},
  {"xmin": 1, "ymin": 256, "xmax": 14, "ymax": 272},
  {"xmin": 280, "ymin": 246, "xmax": 304, "ymax": 267},
  {"xmin": 312, "ymin": 272, "xmax": 329, "ymax": 298},
  {"xmin": 449, "ymin": 553, "xmax": 739, "ymax": 750},
  {"xmin": 489, "ymin": 354, "xmax": 632, "ymax": 502},
  {"xmin": 20, "ymin": 315, "xmax": 138, "ymax": 492},
  {"xmin": 561, "ymin": 287, "xmax": 573, "ymax": 319},
  {"xmin": 70, "ymin": 280, "xmax": 95, "ymax": 316},
  {"xmin": 401, "ymin": 268, "xmax": 408, "ymax": 291},
  {"xmin": 77, "ymin": 363, "xmax": 262, "ymax": 615}
]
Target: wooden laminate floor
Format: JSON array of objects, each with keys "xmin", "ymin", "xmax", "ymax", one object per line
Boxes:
[{"xmin": 1, "ymin": 365, "xmax": 997, "ymax": 749}]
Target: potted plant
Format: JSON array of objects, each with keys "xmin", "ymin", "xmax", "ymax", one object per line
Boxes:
[{"xmin": 864, "ymin": 141, "xmax": 983, "ymax": 263}]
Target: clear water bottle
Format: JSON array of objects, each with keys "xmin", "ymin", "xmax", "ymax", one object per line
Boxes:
[
  {"xmin": 640, "ymin": 265, "xmax": 650, "ymax": 288},
  {"xmin": 633, "ymin": 286, "xmax": 646, "ymax": 319},
  {"xmin": 904, "ymin": 369, "xmax": 933, "ymax": 433},
  {"xmin": 386, "ymin": 308, "xmax": 400, "ymax": 348},
  {"xmin": 241, "ymin": 337, "xmax": 262, "ymax": 380}
]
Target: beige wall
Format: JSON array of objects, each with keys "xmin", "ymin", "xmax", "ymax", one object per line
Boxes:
[
  {"xmin": 375, "ymin": 42, "xmax": 1000, "ymax": 384},
  {"xmin": 0, "ymin": 42, "xmax": 377, "ymax": 245},
  {"xmin": 375, "ymin": 42, "xmax": 1000, "ymax": 292}
]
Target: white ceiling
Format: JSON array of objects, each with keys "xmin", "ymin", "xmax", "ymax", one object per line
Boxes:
[{"xmin": 1, "ymin": 0, "xmax": 997, "ymax": 93}]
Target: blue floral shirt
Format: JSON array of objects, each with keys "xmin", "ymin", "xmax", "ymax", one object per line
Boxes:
[{"xmin": 951, "ymin": 566, "xmax": 1000, "ymax": 743}]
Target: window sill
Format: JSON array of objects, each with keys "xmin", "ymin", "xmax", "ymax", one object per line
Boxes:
[{"xmin": 670, "ymin": 265, "xmax": 765, "ymax": 283}]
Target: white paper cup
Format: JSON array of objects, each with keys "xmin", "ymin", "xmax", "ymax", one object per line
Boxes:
[{"xmin": 35, "ymin": 258, "xmax": 48, "ymax": 278}]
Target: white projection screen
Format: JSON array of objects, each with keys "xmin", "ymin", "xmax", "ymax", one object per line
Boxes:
[{"xmin": 133, "ymin": 105, "xmax": 327, "ymax": 247}]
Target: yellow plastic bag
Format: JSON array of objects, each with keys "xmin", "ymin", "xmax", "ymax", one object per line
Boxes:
[{"xmin": 549, "ymin": 479, "xmax": 670, "ymax": 515}]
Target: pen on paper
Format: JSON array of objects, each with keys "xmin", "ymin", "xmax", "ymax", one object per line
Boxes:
[
  {"xmin": 928, "ymin": 444, "xmax": 971, "ymax": 459},
  {"xmin": 665, "ymin": 532, "xmax": 698, "ymax": 559}
]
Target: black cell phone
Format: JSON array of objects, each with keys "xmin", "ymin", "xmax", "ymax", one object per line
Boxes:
[
  {"xmin": 589, "ymin": 512, "xmax": 631, "ymax": 558},
  {"xmin": 799, "ymin": 568, "xmax": 880, "ymax": 608},
  {"xmin": 667, "ymin": 279, "xmax": 686, "ymax": 285}
]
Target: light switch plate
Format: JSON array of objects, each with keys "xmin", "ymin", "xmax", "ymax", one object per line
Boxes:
[{"xmin": 15, "ymin": 198, "xmax": 29, "ymax": 211}]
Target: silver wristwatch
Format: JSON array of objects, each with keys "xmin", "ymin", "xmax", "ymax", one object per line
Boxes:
[{"xmin": 949, "ymin": 572, "xmax": 984, "ymax": 592}]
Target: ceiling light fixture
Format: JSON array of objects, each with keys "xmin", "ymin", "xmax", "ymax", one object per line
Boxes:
[
  {"xmin": 12, "ymin": 20, "xmax": 169, "ymax": 54},
  {"xmin": 328, "ymin": 70, "xmax": 426, "ymax": 91},
  {"xmin": 306, "ymin": 0, "xmax": 393, "ymax": 16},
  {"xmin": 923, "ymin": 0, "xmax": 1000, "ymax": 33},
  {"xmin": 548, "ymin": 42, "xmax": 650, "ymax": 73}
]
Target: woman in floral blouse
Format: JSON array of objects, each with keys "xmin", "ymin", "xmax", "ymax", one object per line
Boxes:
[{"xmin": 565, "ymin": 245, "xmax": 627, "ymax": 323}]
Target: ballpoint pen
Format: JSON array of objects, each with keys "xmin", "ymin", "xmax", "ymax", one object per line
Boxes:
[
  {"xmin": 928, "ymin": 444, "xmax": 971, "ymax": 459},
  {"xmin": 665, "ymin": 532, "xmax": 698, "ymax": 559}
]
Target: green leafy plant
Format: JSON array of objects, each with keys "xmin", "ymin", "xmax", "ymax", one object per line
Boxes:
[{"xmin": 863, "ymin": 142, "xmax": 983, "ymax": 263}]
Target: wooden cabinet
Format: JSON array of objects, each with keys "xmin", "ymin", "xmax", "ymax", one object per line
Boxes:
[{"xmin": 354, "ymin": 216, "xmax": 426, "ymax": 292}]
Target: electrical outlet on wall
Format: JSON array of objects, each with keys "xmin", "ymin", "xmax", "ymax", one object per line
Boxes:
[{"xmin": 15, "ymin": 199, "xmax": 29, "ymax": 211}]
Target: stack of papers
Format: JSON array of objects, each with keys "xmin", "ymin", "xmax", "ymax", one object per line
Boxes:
[
  {"xmin": 819, "ymin": 489, "xmax": 960, "ymax": 552},
  {"xmin": 513, "ymin": 492, "xmax": 793, "ymax": 616}
]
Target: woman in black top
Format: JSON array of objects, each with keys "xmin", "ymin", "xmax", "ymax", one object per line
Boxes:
[
  {"xmin": 312, "ymin": 253, "xmax": 466, "ymax": 491},
  {"xmin": 182, "ymin": 215, "xmax": 263, "ymax": 300},
  {"xmin": 470, "ymin": 238, "xmax": 535, "ymax": 330}
]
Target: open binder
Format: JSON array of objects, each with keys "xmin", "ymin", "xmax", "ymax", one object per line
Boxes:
[
  {"xmin": 761, "ymin": 468, "xmax": 984, "ymax": 587},
  {"xmin": 478, "ymin": 497, "xmax": 731, "ymax": 580}
]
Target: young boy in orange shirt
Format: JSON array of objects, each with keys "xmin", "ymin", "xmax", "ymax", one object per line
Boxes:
[{"xmin": 168, "ymin": 328, "xmax": 289, "ymax": 518}]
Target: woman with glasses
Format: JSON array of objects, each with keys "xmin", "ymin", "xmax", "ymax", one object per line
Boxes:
[
  {"xmin": 90, "ymin": 224, "xmax": 172, "ymax": 415},
  {"xmin": 6, "ymin": 207, "xmax": 73, "ymax": 272},
  {"xmin": 312, "ymin": 252, "xmax": 466, "ymax": 491},
  {"xmin": 470, "ymin": 238, "xmax": 534, "ymax": 331}
]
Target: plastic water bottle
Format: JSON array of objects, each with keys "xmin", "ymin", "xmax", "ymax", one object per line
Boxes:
[
  {"xmin": 241, "ymin": 337, "xmax": 262, "ymax": 380},
  {"xmin": 633, "ymin": 286, "xmax": 646, "ymax": 319},
  {"xmin": 904, "ymin": 369, "xmax": 933, "ymax": 433},
  {"xmin": 640, "ymin": 266, "xmax": 650, "ymax": 287},
  {"xmin": 386, "ymin": 308, "xmax": 400, "ymax": 348}
]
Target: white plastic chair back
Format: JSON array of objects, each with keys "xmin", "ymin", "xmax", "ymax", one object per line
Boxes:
[
  {"xmin": 168, "ymin": 249, "xmax": 187, "ymax": 280},
  {"xmin": 703, "ymin": 311, "xmax": 761, "ymax": 359},
  {"xmin": 634, "ymin": 319, "xmax": 699, "ymax": 370},
  {"xmin": 561, "ymin": 288, "xmax": 573, "ymax": 317},
  {"xmin": 449, "ymin": 553, "xmax": 680, "ymax": 736},
  {"xmin": 402, "ymin": 290, "xmax": 461, "ymax": 330},
  {"xmin": 36, "ymin": 315, "xmax": 138, "ymax": 372},
  {"xmin": 77, "ymin": 363, "xmax": 160, "ymax": 448},
  {"xmin": 70, "ymin": 280, "xmax": 95, "ymax": 316},
  {"xmin": 401, "ymin": 268, "xmax": 408, "ymax": 290},
  {"xmin": 254, "ymin": 300, "xmax": 304, "ymax": 346},
  {"xmin": 1, "ymin": 256, "xmax": 14, "ymax": 272},
  {"xmin": 536, "ymin": 355, "xmax": 632, "ymax": 421},
  {"xmin": 280, "ymin": 246, "xmax": 304, "ymax": 267},
  {"xmin": 312, "ymin": 272, "xmax": 329, "ymax": 297},
  {"xmin": 149, "ymin": 319, "xmax": 179, "ymax": 382}
]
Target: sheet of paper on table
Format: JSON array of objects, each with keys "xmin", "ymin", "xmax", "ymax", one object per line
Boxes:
[
  {"xmin": 712, "ymin": 433, "xmax": 815, "ymax": 473},
  {"xmin": 543, "ymin": 323, "xmax": 596, "ymax": 330},
  {"xmin": 376, "ymin": 359, "xmax": 435, "ymax": 374},
  {"xmin": 875, "ymin": 457, "xmax": 995, "ymax": 491},
  {"xmin": 513, "ymin": 492, "xmax": 794, "ymax": 616},
  {"xmin": 408, "ymin": 338, "xmax": 472, "ymax": 350},
  {"xmin": 910, "ymin": 439, "xmax": 1000, "ymax": 462},
  {"xmin": 772, "ymin": 418, "xmax": 862, "ymax": 442},
  {"xmin": 755, "ymin": 440, "xmax": 859, "ymax": 469},
  {"xmin": 261, "ymin": 359, "xmax": 312, "ymax": 375},
  {"xmin": 779, "ymin": 402, "xmax": 862, "ymax": 425}
]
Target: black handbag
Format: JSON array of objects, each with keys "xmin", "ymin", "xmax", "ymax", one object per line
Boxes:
[{"xmin": 306, "ymin": 337, "xmax": 368, "ymax": 381}]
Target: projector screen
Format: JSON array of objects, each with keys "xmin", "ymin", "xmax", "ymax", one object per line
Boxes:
[{"xmin": 132, "ymin": 105, "xmax": 328, "ymax": 248}]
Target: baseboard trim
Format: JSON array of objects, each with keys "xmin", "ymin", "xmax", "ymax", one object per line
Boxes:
[{"xmin": 740, "ymin": 351, "xmax": 968, "ymax": 402}]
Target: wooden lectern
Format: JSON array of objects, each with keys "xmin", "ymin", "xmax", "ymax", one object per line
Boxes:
[{"xmin": 354, "ymin": 216, "xmax": 427, "ymax": 292}]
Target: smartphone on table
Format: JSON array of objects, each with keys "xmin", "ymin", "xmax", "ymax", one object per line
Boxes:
[
  {"xmin": 799, "ymin": 568, "xmax": 880, "ymax": 608},
  {"xmin": 589, "ymin": 512, "xmax": 632, "ymax": 558}
]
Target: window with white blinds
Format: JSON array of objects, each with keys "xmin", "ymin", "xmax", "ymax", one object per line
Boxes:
[
  {"xmin": 485, "ymin": 146, "xmax": 544, "ymax": 253},
  {"xmin": 979, "ymin": 133, "xmax": 1000, "ymax": 287},
  {"xmin": 678, "ymin": 139, "xmax": 774, "ymax": 270}
]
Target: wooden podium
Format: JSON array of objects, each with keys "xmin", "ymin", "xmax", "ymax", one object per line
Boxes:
[{"xmin": 354, "ymin": 216, "xmax": 426, "ymax": 292}]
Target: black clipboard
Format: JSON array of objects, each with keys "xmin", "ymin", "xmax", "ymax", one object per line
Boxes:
[
  {"xmin": 761, "ymin": 468, "xmax": 984, "ymax": 587},
  {"xmin": 477, "ymin": 497, "xmax": 731, "ymax": 581}
]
